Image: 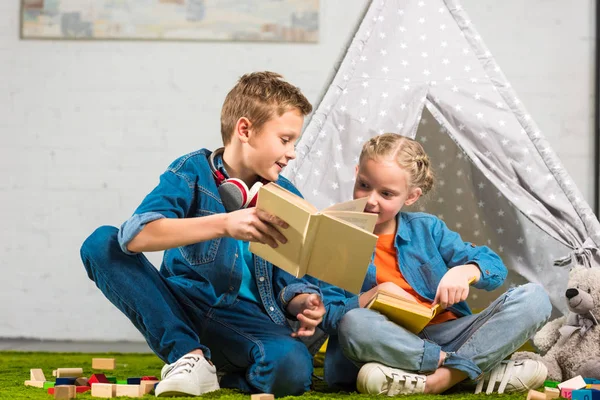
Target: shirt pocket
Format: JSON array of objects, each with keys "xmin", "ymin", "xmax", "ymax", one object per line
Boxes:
[
  {"xmin": 415, "ymin": 255, "xmax": 448, "ymax": 296},
  {"xmin": 178, "ymin": 210, "xmax": 221, "ymax": 265}
]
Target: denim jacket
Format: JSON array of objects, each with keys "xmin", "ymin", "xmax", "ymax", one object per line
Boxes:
[
  {"xmin": 117, "ymin": 148, "xmax": 321, "ymax": 326},
  {"xmin": 359, "ymin": 211, "xmax": 508, "ymax": 318}
]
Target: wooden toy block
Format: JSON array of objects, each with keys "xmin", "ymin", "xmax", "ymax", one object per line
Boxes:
[
  {"xmin": 117, "ymin": 379, "xmax": 128, "ymax": 384},
  {"xmin": 30, "ymin": 368, "xmax": 46, "ymax": 381},
  {"xmin": 127, "ymin": 377, "xmax": 141, "ymax": 385},
  {"xmin": 115, "ymin": 384, "xmax": 142, "ymax": 397},
  {"xmin": 91, "ymin": 383, "xmax": 116, "ymax": 398},
  {"xmin": 545, "ymin": 387, "xmax": 560, "ymax": 399},
  {"xmin": 74, "ymin": 376, "xmax": 89, "ymax": 386},
  {"xmin": 251, "ymin": 393, "xmax": 275, "ymax": 400},
  {"xmin": 139, "ymin": 380, "xmax": 159, "ymax": 395},
  {"xmin": 44, "ymin": 381, "xmax": 55, "ymax": 389},
  {"xmin": 89, "ymin": 373, "xmax": 110, "ymax": 384},
  {"xmin": 527, "ymin": 390, "xmax": 546, "ymax": 400},
  {"xmin": 585, "ymin": 379, "xmax": 600, "ymax": 385},
  {"xmin": 54, "ymin": 368, "xmax": 83, "ymax": 378},
  {"xmin": 92, "ymin": 357, "xmax": 116, "ymax": 370},
  {"xmin": 545, "ymin": 380, "xmax": 560, "ymax": 388},
  {"xmin": 560, "ymin": 376, "xmax": 587, "ymax": 391},
  {"xmin": 55, "ymin": 377, "xmax": 77, "ymax": 386},
  {"xmin": 52, "ymin": 385, "xmax": 75, "ymax": 399},
  {"xmin": 141, "ymin": 376, "xmax": 158, "ymax": 380},
  {"xmin": 106, "ymin": 376, "xmax": 117, "ymax": 383},
  {"xmin": 561, "ymin": 388, "xmax": 573, "ymax": 399},
  {"xmin": 570, "ymin": 389, "xmax": 600, "ymax": 400},
  {"xmin": 24, "ymin": 380, "xmax": 45, "ymax": 388},
  {"xmin": 590, "ymin": 385, "xmax": 600, "ymax": 390}
]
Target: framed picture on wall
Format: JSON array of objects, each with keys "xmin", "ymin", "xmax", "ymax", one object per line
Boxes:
[{"xmin": 20, "ymin": 0, "xmax": 319, "ymax": 43}]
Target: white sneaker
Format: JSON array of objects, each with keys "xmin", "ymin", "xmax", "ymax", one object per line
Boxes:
[
  {"xmin": 155, "ymin": 353, "xmax": 220, "ymax": 397},
  {"xmin": 357, "ymin": 362, "xmax": 427, "ymax": 395},
  {"xmin": 475, "ymin": 360, "xmax": 548, "ymax": 394}
]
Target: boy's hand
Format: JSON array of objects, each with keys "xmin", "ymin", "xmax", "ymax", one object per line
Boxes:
[
  {"xmin": 224, "ymin": 208, "xmax": 288, "ymax": 248},
  {"xmin": 432, "ymin": 264, "xmax": 480, "ymax": 309},
  {"xmin": 286, "ymin": 293, "xmax": 325, "ymax": 338}
]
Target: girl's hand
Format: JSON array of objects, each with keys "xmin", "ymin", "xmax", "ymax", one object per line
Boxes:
[{"xmin": 432, "ymin": 264, "xmax": 480, "ymax": 309}]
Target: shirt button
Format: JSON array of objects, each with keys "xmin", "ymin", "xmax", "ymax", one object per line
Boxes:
[
  {"xmin": 269, "ymin": 306, "xmax": 275, "ymax": 312},
  {"xmin": 259, "ymin": 276, "xmax": 265, "ymax": 282}
]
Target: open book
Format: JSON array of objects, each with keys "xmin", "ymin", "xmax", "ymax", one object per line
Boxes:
[
  {"xmin": 248, "ymin": 182, "xmax": 378, "ymax": 294},
  {"xmin": 366, "ymin": 277, "xmax": 477, "ymax": 334},
  {"xmin": 366, "ymin": 289, "xmax": 440, "ymax": 334}
]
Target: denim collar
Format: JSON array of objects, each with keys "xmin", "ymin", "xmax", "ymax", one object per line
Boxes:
[
  {"xmin": 212, "ymin": 148, "xmax": 230, "ymax": 179},
  {"xmin": 395, "ymin": 212, "xmax": 411, "ymax": 242}
]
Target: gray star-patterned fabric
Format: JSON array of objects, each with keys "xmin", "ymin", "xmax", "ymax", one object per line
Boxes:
[{"xmin": 284, "ymin": 0, "xmax": 600, "ymax": 314}]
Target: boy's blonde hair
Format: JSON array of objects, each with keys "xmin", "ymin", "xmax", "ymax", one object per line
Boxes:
[
  {"xmin": 220, "ymin": 71, "xmax": 313, "ymax": 145},
  {"xmin": 359, "ymin": 133, "xmax": 435, "ymax": 195}
]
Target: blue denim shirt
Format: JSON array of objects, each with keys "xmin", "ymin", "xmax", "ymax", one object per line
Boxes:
[
  {"xmin": 359, "ymin": 211, "xmax": 508, "ymax": 318},
  {"xmin": 117, "ymin": 148, "xmax": 321, "ymax": 325}
]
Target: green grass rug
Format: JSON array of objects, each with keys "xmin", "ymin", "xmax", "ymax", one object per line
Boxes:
[{"xmin": 0, "ymin": 351, "xmax": 527, "ymax": 399}]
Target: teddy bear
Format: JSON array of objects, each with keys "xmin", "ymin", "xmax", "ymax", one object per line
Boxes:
[{"xmin": 511, "ymin": 265, "xmax": 600, "ymax": 381}]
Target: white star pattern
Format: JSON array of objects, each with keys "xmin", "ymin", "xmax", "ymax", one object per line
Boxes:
[{"xmin": 285, "ymin": 0, "xmax": 577, "ymax": 314}]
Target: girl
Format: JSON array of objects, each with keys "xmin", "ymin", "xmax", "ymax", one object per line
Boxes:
[{"xmin": 332, "ymin": 133, "xmax": 552, "ymax": 395}]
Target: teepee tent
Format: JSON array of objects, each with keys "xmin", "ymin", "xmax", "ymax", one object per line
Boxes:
[{"xmin": 284, "ymin": 0, "xmax": 600, "ymax": 313}]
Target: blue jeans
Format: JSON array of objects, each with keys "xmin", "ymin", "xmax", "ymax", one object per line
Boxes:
[
  {"xmin": 80, "ymin": 226, "xmax": 313, "ymax": 396},
  {"xmin": 328, "ymin": 283, "xmax": 551, "ymax": 388}
]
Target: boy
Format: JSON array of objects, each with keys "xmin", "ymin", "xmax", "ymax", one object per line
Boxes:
[{"xmin": 80, "ymin": 72, "xmax": 327, "ymax": 397}]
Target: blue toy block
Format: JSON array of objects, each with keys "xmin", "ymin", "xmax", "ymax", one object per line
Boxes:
[
  {"xmin": 585, "ymin": 379, "xmax": 600, "ymax": 385},
  {"xmin": 55, "ymin": 377, "xmax": 76, "ymax": 385},
  {"xmin": 571, "ymin": 389, "xmax": 600, "ymax": 400},
  {"xmin": 127, "ymin": 377, "xmax": 141, "ymax": 385}
]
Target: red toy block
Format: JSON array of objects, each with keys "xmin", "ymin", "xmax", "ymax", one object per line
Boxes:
[
  {"xmin": 89, "ymin": 373, "xmax": 110, "ymax": 384},
  {"xmin": 142, "ymin": 376, "xmax": 158, "ymax": 381}
]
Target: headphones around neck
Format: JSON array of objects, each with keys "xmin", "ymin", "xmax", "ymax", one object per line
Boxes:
[{"xmin": 208, "ymin": 147, "xmax": 264, "ymax": 212}]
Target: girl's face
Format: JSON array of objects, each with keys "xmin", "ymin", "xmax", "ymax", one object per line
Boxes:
[{"xmin": 353, "ymin": 157, "xmax": 422, "ymax": 235}]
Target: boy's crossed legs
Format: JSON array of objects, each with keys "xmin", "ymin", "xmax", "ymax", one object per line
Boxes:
[{"xmin": 81, "ymin": 226, "xmax": 313, "ymax": 397}]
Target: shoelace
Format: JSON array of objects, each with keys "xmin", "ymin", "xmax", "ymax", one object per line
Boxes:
[
  {"xmin": 386, "ymin": 373, "xmax": 426, "ymax": 396},
  {"xmin": 475, "ymin": 360, "xmax": 523, "ymax": 394},
  {"xmin": 164, "ymin": 355, "xmax": 202, "ymax": 378}
]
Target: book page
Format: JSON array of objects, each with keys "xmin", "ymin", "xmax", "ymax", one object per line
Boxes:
[
  {"xmin": 322, "ymin": 197, "xmax": 368, "ymax": 213},
  {"xmin": 248, "ymin": 183, "xmax": 313, "ymax": 277},
  {"xmin": 322, "ymin": 211, "xmax": 377, "ymax": 233},
  {"xmin": 304, "ymin": 214, "xmax": 377, "ymax": 294}
]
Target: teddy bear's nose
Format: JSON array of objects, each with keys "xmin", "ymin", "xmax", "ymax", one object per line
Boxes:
[{"xmin": 566, "ymin": 288, "xmax": 579, "ymax": 299}]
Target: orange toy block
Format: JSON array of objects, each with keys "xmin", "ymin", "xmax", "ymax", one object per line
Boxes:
[
  {"xmin": 53, "ymin": 385, "xmax": 75, "ymax": 399},
  {"xmin": 30, "ymin": 368, "xmax": 46, "ymax": 381},
  {"xmin": 251, "ymin": 394, "xmax": 275, "ymax": 400},
  {"xmin": 24, "ymin": 380, "xmax": 45, "ymax": 388},
  {"xmin": 527, "ymin": 390, "xmax": 546, "ymax": 400},
  {"xmin": 140, "ymin": 380, "xmax": 159, "ymax": 395},
  {"xmin": 91, "ymin": 383, "xmax": 116, "ymax": 398},
  {"xmin": 53, "ymin": 368, "xmax": 83, "ymax": 378},
  {"xmin": 92, "ymin": 358, "xmax": 116, "ymax": 370},
  {"xmin": 115, "ymin": 384, "xmax": 142, "ymax": 397}
]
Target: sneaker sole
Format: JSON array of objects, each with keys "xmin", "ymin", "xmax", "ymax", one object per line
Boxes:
[{"xmin": 155, "ymin": 382, "xmax": 220, "ymax": 397}]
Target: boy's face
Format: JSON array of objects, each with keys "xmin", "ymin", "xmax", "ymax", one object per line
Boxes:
[
  {"xmin": 244, "ymin": 109, "xmax": 303, "ymax": 182},
  {"xmin": 353, "ymin": 157, "xmax": 421, "ymax": 235}
]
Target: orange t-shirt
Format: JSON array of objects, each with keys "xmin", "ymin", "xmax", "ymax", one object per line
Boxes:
[{"xmin": 374, "ymin": 233, "xmax": 458, "ymax": 325}]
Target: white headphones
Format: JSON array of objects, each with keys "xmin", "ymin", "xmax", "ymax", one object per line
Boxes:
[{"xmin": 208, "ymin": 148, "xmax": 264, "ymax": 212}]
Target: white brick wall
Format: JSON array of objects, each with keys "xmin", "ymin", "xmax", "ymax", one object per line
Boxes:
[{"xmin": 0, "ymin": 0, "xmax": 595, "ymax": 341}]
